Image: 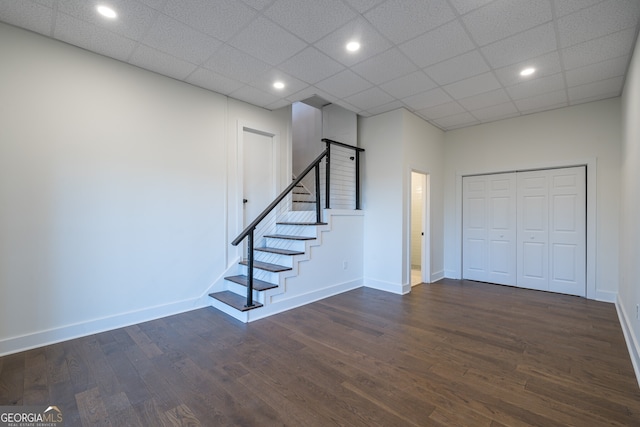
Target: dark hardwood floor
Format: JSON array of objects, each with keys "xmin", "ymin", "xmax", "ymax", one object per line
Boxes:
[{"xmin": 1, "ymin": 279, "xmax": 639, "ymax": 426}]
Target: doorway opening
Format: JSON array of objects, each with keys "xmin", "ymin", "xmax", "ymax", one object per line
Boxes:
[{"xmin": 410, "ymin": 171, "xmax": 430, "ymax": 286}]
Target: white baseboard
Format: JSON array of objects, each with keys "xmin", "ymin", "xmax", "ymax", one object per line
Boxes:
[
  {"xmin": 430, "ymin": 270, "xmax": 445, "ymax": 283},
  {"xmin": 596, "ymin": 289, "xmax": 617, "ymax": 303},
  {"xmin": 0, "ymin": 297, "xmax": 206, "ymax": 357},
  {"xmin": 616, "ymin": 295, "xmax": 640, "ymax": 388},
  {"xmin": 364, "ymin": 278, "xmax": 410, "ymax": 295},
  {"xmin": 245, "ymin": 279, "xmax": 363, "ymax": 322}
]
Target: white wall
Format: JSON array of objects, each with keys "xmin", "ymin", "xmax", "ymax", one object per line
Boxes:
[
  {"xmin": 292, "ymin": 102, "xmax": 322, "ymax": 177},
  {"xmin": 0, "ymin": 23, "xmax": 290, "ymax": 355},
  {"xmin": 620, "ymin": 33, "xmax": 640, "ymax": 383},
  {"xmin": 360, "ymin": 109, "xmax": 445, "ymax": 293},
  {"xmin": 444, "ymin": 98, "xmax": 622, "ymax": 302}
]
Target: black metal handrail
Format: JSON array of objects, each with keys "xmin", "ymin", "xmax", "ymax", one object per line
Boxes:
[{"xmin": 232, "ymin": 139, "xmax": 364, "ymax": 308}]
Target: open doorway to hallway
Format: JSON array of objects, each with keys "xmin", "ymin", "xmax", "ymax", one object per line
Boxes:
[{"xmin": 410, "ymin": 171, "xmax": 430, "ymax": 286}]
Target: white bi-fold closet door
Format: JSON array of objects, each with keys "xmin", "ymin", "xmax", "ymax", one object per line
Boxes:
[{"xmin": 462, "ymin": 166, "xmax": 586, "ymax": 297}]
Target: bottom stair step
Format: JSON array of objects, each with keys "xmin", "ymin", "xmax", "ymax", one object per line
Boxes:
[
  {"xmin": 209, "ymin": 291, "xmax": 263, "ymax": 312},
  {"xmin": 225, "ymin": 275, "xmax": 278, "ymax": 291}
]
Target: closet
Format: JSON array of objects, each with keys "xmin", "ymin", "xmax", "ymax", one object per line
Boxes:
[{"xmin": 462, "ymin": 166, "xmax": 586, "ymax": 297}]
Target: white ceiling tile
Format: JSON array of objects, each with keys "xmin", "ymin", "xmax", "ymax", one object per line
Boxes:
[
  {"xmin": 424, "ymin": 50, "xmax": 490, "ymax": 85},
  {"xmin": 568, "ymin": 76, "xmax": 624, "ymax": 102},
  {"xmin": 458, "ymin": 88, "xmax": 511, "ymax": 110},
  {"xmin": 57, "ymin": 0, "xmax": 157, "ymax": 40},
  {"xmin": 185, "ymin": 68, "xmax": 245, "ymax": 95},
  {"xmin": 417, "ymin": 101, "xmax": 466, "ymax": 120},
  {"xmin": 229, "ymin": 16, "xmax": 306, "ymax": 66},
  {"xmin": 230, "ymin": 85, "xmax": 281, "ymax": 108},
  {"xmin": 351, "ymin": 48, "xmax": 418, "ymax": 84},
  {"xmin": 507, "ymin": 73, "xmax": 565, "ymax": 100},
  {"xmin": 462, "ymin": 0, "xmax": 553, "ymax": 46},
  {"xmin": 285, "ymin": 86, "xmax": 338, "ymax": 104},
  {"xmin": 342, "ymin": 0, "xmax": 386, "ymax": 13},
  {"xmin": 557, "ymin": 0, "xmax": 639, "ymax": 48},
  {"xmin": 432, "ymin": 112, "xmax": 479, "ymax": 130},
  {"xmin": 494, "ymin": 52, "xmax": 562, "ymax": 87},
  {"xmin": 240, "ymin": 0, "xmax": 276, "ymax": 11},
  {"xmin": 264, "ymin": 0, "xmax": 357, "ymax": 43},
  {"xmin": 565, "ymin": 56, "xmax": 629, "ymax": 87},
  {"xmin": 0, "ymin": 0, "xmax": 53, "ymax": 36},
  {"xmin": 142, "ymin": 14, "xmax": 222, "ymax": 65},
  {"xmin": 443, "ymin": 72, "xmax": 502, "ymax": 99},
  {"xmin": 53, "ymin": 13, "xmax": 138, "ymax": 62},
  {"xmin": 201, "ymin": 44, "xmax": 272, "ymax": 83},
  {"xmin": 313, "ymin": 17, "xmax": 392, "ymax": 67},
  {"xmin": 247, "ymin": 68, "xmax": 309, "ymax": 98},
  {"xmin": 448, "ymin": 0, "xmax": 495, "ymax": 15},
  {"xmin": 399, "ymin": 20, "xmax": 475, "ymax": 68},
  {"xmin": 266, "ymin": 98, "xmax": 292, "ymax": 110},
  {"xmin": 365, "ymin": 0, "xmax": 456, "ymax": 44},
  {"xmin": 379, "ymin": 71, "xmax": 437, "ymax": 99},
  {"xmin": 278, "ymin": 47, "xmax": 345, "ymax": 84},
  {"xmin": 552, "ymin": 0, "xmax": 604, "ymax": 18},
  {"xmin": 342, "ymin": 87, "xmax": 395, "ymax": 110},
  {"xmin": 562, "ymin": 28, "xmax": 637, "ymax": 70},
  {"xmin": 470, "ymin": 102, "xmax": 519, "ymax": 122},
  {"xmin": 402, "ymin": 88, "xmax": 453, "ymax": 110},
  {"xmin": 315, "ymin": 69, "xmax": 373, "ymax": 98},
  {"xmin": 482, "ymin": 23, "xmax": 558, "ymax": 69},
  {"xmin": 129, "ymin": 45, "xmax": 198, "ymax": 80},
  {"xmin": 163, "ymin": 0, "xmax": 257, "ymax": 41},
  {"xmin": 514, "ymin": 89, "xmax": 568, "ymax": 113},
  {"xmin": 364, "ymin": 100, "xmax": 405, "ymax": 116}
]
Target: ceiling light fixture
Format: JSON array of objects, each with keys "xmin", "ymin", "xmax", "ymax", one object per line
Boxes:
[
  {"xmin": 520, "ymin": 67, "xmax": 536, "ymax": 77},
  {"xmin": 273, "ymin": 81, "xmax": 285, "ymax": 89},
  {"xmin": 97, "ymin": 5, "xmax": 117, "ymax": 19},
  {"xmin": 346, "ymin": 41, "xmax": 361, "ymax": 52}
]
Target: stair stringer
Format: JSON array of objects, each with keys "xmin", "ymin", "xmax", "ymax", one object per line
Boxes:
[{"xmin": 244, "ymin": 209, "xmax": 364, "ymax": 322}]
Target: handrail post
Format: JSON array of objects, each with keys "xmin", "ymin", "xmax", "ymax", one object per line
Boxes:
[
  {"xmin": 246, "ymin": 229, "xmax": 254, "ymax": 307},
  {"xmin": 325, "ymin": 140, "xmax": 331, "ymax": 209},
  {"xmin": 355, "ymin": 150, "xmax": 361, "ymax": 210},
  {"xmin": 314, "ymin": 163, "xmax": 321, "ymax": 223}
]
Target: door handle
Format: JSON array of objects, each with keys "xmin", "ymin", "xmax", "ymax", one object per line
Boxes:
[{"xmin": 243, "ymin": 199, "xmax": 248, "ymax": 204}]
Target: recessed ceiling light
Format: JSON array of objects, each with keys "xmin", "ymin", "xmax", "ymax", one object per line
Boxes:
[
  {"xmin": 346, "ymin": 41, "xmax": 361, "ymax": 52},
  {"xmin": 273, "ymin": 81, "xmax": 285, "ymax": 89},
  {"xmin": 97, "ymin": 5, "xmax": 117, "ymax": 19},
  {"xmin": 520, "ymin": 67, "xmax": 536, "ymax": 77}
]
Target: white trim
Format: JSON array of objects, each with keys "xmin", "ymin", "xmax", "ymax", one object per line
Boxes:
[
  {"xmin": 430, "ymin": 269, "xmax": 445, "ymax": 283},
  {"xmin": 365, "ymin": 278, "xmax": 410, "ymax": 295},
  {"xmin": 616, "ymin": 295, "xmax": 640, "ymax": 388},
  {"xmin": 0, "ymin": 298, "xmax": 206, "ymax": 357},
  {"xmin": 454, "ymin": 158, "xmax": 597, "ymax": 299}
]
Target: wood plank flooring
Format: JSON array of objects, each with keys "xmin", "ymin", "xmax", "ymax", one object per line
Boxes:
[{"xmin": 1, "ymin": 279, "xmax": 639, "ymax": 426}]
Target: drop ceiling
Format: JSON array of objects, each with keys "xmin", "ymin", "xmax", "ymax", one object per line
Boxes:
[{"xmin": 1, "ymin": 0, "xmax": 639, "ymax": 130}]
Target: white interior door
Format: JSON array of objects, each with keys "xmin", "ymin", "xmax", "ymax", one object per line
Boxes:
[
  {"xmin": 462, "ymin": 173, "xmax": 516, "ymax": 285},
  {"xmin": 242, "ymin": 128, "xmax": 276, "ymax": 229},
  {"xmin": 548, "ymin": 167, "xmax": 586, "ymax": 296}
]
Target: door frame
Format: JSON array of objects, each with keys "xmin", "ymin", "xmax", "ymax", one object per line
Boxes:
[
  {"xmin": 235, "ymin": 122, "xmax": 280, "ymax": 260},
  {"xmin": 454, "ymin": 158, "xmax": 597, "ymax": 300},
  {"xmin": 407, "ymin": 169, "xmax": 431, "ymax": 286}
]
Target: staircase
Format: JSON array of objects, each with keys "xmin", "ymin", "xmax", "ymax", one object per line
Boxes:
[
  {"xmin": 209, "ymin": 211, "xmax": 328, "ymax": 320},
  {"xmin": 208, "ymin": 139, "xmax": 364, "ymax": 322}
]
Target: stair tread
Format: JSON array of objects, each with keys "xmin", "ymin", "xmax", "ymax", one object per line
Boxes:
[
  {"xmin": 239, "ymin": 259, "xmax": 292, "ymax": 272},
  {"xmin": 255, "ymin": 247, "xmax": 305, "ymax": 256},
  {"xmin": 276, "ymin": 222, "xmax": 327, "ymax": 226},
  {"xmin": 225, "ymin": 275, "xmax": 278, "ymax": 291},
  {"xmin": 264, "ymin": 234, "xmax": 316, "ymax": 241},
  {"xmin": 209, "ymin": 291, "xmax": 263, "ymax": 312}
]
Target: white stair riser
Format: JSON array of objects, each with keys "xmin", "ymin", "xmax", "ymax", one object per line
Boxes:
[
  {"xmin": 238, "ymin": 265, "xmax": 281, "ymax": 283},
  {"xmin": 275, "ymin": 224, "xmax": 318, "ymax": 237},
  {"xmin": 265, "ymin": 237, "xmax": 307, "ymax": 252},
  {"xmin": 281, "ymin": 211, "xmax": 318, "ymax": 223},
  {"xmin": 225, "ymin": 281, "xmax": 266, "ymax": 303}
]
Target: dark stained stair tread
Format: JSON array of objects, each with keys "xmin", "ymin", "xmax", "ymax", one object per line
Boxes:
[
  {"xmin": 276, "ymin": 222, "xmax": 327, "ymax": 226},
  {"xmin": 209, "ymin": 291, "xmax": 263, "ymax": 311},
  {"xmin": 264, "ymin": 234, "xmax": 316, "ymax": 241},
  {"xmin": 239, "ymin": 259, "xmax": 292, "ymax": 272},
  {"xmin": 225, "ymin": 275, "xmax": 278, "ymax": 291},
  {"xmin": 255, "ymin": 247, "xmax": 304, "ymax": 256}
]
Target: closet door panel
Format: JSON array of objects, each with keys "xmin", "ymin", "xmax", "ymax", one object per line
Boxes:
[
  {"xmin": 487, "ymin": 175, "xmax": 517, "ymax": 285},
  {"xmin": 463, "ymin": 177, "xmax": 488, "ymax": 281}
]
